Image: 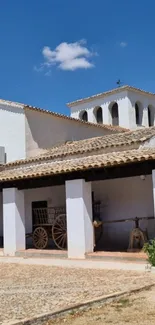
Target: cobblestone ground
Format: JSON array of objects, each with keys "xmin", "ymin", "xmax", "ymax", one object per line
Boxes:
[{"xmin": 0, "ymin": 263, "xmax": 154, "ymax": 323}]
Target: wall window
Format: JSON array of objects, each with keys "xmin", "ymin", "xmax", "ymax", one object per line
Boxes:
[
  {"xmin": 111, "ymin": 103, "xmax": 119, "ymax": 126},
  {"xmin": 80, "ymin": 110, "xmax": 88, "ymax": 122},
  {"xmin": 95, "ymin": 106, "xmax": 103, "ymax": 124}
]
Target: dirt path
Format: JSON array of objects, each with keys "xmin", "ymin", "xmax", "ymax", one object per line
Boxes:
[
  {"xmin": 47, "ymin": 286, "xmax": 155, "ymax": 325},
  {"xmin": 0, "ymin": 263, "xmax": 154, "ymax": 323}
]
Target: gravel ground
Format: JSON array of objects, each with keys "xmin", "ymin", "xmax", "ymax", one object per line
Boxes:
[
  {"xmin": 0, "ymin": 264, "xmax": 154, "ymax": 323},
  {"xmin": 48, "ymin": 286, "xmax": 155, "ymax": 325}
]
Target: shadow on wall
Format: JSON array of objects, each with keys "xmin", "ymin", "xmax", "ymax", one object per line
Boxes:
[
  {"xmin": 93, "ymin": 106, "xmax": 103, "ymax": 124},
  {"xmin": 108, "ymin": 102, "xmax": 119, "ymax": 126},
  {"xmin": 96, "ymin": 219, "xmax": 155, "ymax": 252},
  {"xmin": 92, "ymin": 176, "xmax": 155, "ymax": 252},
  {"xmin": 25, "ymin": 109, "xmax": 115, "ymax": 157},
  {"xmin": 135, "ymin": 102, "xmax": 143, "ymax": 126},
  {"xmin": 148, "ymin": 105, "xmax": 155, "ymax": 127},
  {"xmin": 0, "ymin": 103, "xmax": 24, "ymax": 115},
  {"xmin": 0, "ymin": 237, "xmax": 3, "ymax": 248}
]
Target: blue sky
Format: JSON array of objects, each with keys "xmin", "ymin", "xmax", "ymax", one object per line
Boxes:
[{"xmin": 0, "ymin": 1, "xmax": 155, "ymax": 116}]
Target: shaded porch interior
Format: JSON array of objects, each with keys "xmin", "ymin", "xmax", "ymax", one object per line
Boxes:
[
  {"xmin": 21, "ymin": 174, "xmax": 155, "ymax": 253},
  {"xmin": 92, "ymin": 175, "xmax": 155, "ymax": 251},
  {"xmin": 1, "ymin": 156, "xmax": 155, "ymax": 258}
]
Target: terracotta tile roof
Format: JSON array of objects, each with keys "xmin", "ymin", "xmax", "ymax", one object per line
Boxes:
[
  {"xmin": 1, "ymin": 148, "xmax": 155, "ymax": 182},
  {"xmin": 67, "ymin": 85, "xmax": 155, "ymax": 107},
  {"xmin": 6, "ymin": 126, "xmax": 155, "ymax": 167}
]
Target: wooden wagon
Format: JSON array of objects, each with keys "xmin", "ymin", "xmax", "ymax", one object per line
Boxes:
[{"xmin": 32, "ymin": 201, "xmax": 102, "ymax": 250}]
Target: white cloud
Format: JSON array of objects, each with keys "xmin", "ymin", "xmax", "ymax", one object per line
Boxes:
[
  {"xmin": 120, "ymin": 42, "xmax": 127, "ymax": 48},
  {"xmin": 59, "ymin": 57, "xmax": 93, "ymax": 70},
  {"xmin": 33, "ymin": 65, "xmax": 44, "ymax": 72},
  {"xmin": 40, "ymin": 40, "xmax": 96, "ymax": 72}
]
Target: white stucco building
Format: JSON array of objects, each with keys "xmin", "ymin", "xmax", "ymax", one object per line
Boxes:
[
  {"xmin": 67, "ymin": 85, "xmax": 155, "ymax": 130},
  {"xmin": 1, "ymin": 126, "xmax": 155, "ymax": 258},
  {"xmin": 1, "ymin": 85, "xmax": 155, "ymax": 259},
  {"xmin": 0, "ymin": 98, "xmax": 121, "ymax": 163},
  {"xmin": 0, "ymin": 93, "xmax": 125, "ymax": 253}
]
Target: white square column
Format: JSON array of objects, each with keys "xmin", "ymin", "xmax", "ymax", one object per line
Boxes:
[
  {"xmin": 65, "ymin": 179, "xmax": 93, "ymax": 259},
  {"xmin": 3, "ymin": 188, "xmax": 25, "ymax": 256}
]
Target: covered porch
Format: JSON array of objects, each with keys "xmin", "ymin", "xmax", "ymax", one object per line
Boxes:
[{"xmin": 1, "ymin": 148, "xmax": 155, "ymax": 259}]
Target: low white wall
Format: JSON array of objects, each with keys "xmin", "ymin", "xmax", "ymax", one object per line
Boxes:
[
  {"xmin": 24, "ymin": 185, "xmax": 65, "ymax": 234},
  {"xmin": 92, "ymin": 175, "xmax": 155, "ymax": 250}
]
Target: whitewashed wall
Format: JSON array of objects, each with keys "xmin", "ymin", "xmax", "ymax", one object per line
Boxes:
[
  {"xmin": 0, "ymin": 102, "xmax": 26, "ymax": 162},
  {"xmin": 25, "ymin": 109, "xmax": 115, "ymax": 157},
  {"xmin": 24, "ymin": 185, "xmax": 65, "ymax": 234},
  {"xmin": 92, "ymin": 175, "xmax": 155, "ymax": 250},
  {"xmin": 127, "ymin": 91, "xmax": 155, "ymax": 129},
  {"xmin": 69, "ymin": 90, "xmax": 130, "ymax": 129},
  {"xmin": 69, "ymin": 90, "xmax": 155, "ymax": 130}
]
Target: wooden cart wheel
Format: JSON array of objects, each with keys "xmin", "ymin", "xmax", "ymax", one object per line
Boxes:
[
  {"xmin": 33, "ymin": 227, "xmax": 48, "ymax": 249},
  {"xmin": 52, "ymin": 214, "xmax": 67, "ymax": 250}
]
